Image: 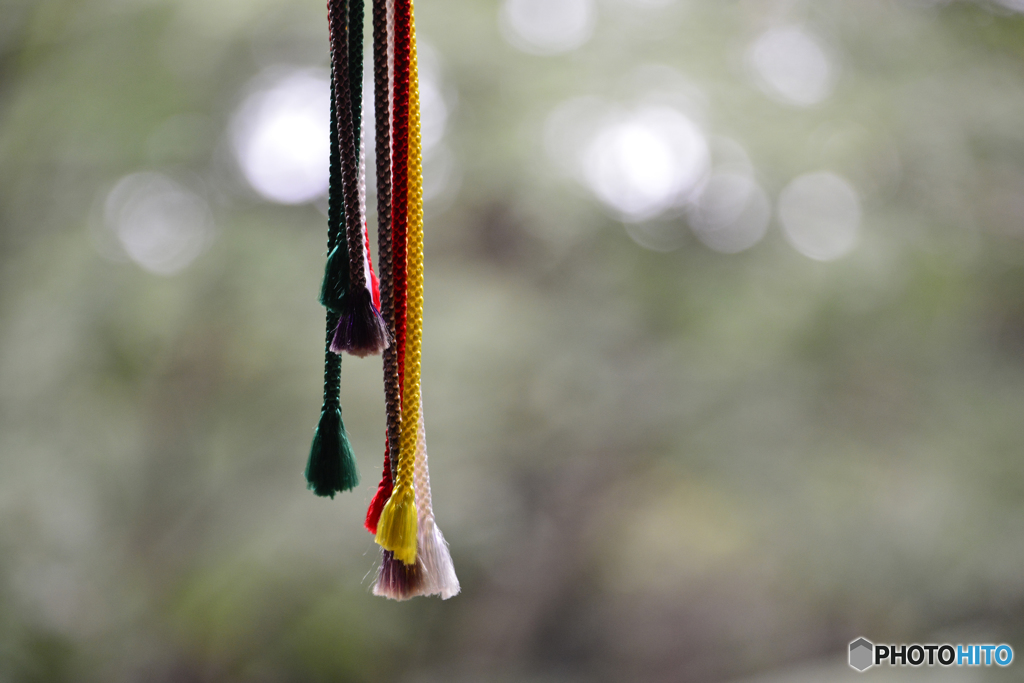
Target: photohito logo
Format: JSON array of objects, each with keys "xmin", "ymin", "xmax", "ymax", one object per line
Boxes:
[{"xmin": 849, "ymin": 638, "xmax": 1013, "ymax": 672}]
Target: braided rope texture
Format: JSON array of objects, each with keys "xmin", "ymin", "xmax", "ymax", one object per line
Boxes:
[
  {"xmin": 401, "ymin": 24, "xmax": 459, "ymax": 598},
  {"xmin": 365, "ymin": 0, "xmax": 398, "ymax": 534},
  {"xmin": 329, "ymin": 0, "xmax": 367, "ymax": 290},
  {"xmin": 389, "ymin": 0, "xmax": 409, "ymax": 401},
  {"xmin": 374, "ymin": 0, "xmax": 417, "ymax": 565},
  {"xmin": 306, "ymin": 57, "xmax": 358, "ymax": 496},
  {"xmin": 328, "ymin": 0, "xmax": 389, "ymax": 358},
  {"xmin": 399, "ymin": 5, "xmax": 424, "ymax": 500}
]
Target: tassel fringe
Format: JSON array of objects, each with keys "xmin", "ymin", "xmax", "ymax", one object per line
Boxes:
[
  {"xmin": 375, "ymin": 484, "xmax": 418, "ymax": 564},
  {"xmin": 364, "ymin": 441, "xmax": 393, "ymax": 534},
  {"xmin": 414, "ymin": 517, "xmax": 460, "ymax": 599},
  {"xmin": 330, "ymin": 286, "xmax": 391, "ymax": 357},
  {"xmin": 372, "ymin": 549, "xmax": 424, "ymax": 600},
  {"xmin": 407, "ymin": 399, "xmax": 460, "ymax": 599},
  {"xmin": 319, "ymin": 245, "xmax": 349, "ymax": 312},
  {"xmin": 364, "ymin": 480, "xmax": 390, "ymax": 534},
  {"xmin": 305, "ymin": 405, "xmax": 359, "ymax": 497}
]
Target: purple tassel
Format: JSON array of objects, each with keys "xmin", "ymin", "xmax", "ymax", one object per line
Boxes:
[
  {"xmin": 330, "ymin": 286, "xmax": 391, "ymax": 357},
  {"xmin": 372, "ymin": 549, "xmax": 424, "ymax": 600}
]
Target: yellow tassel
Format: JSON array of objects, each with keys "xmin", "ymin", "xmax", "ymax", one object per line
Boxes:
[{"xmin": 375, "ymin": 484, "xmax": 418, "ymax": 564}]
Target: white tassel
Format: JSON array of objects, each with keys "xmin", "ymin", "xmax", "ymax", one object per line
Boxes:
[
  {"xmin": 417, "ymin": 515, "xmax": 459, "ymax": 599},
  {"xmin": 410, "ymin": 395, "xmax": 460, "ymax": 599}
]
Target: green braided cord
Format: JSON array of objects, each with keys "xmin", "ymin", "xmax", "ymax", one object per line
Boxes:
[
  {"xmin": 306, "ymin": 312, "xmax": 359, "ymax": 496},
  {"xmin": 319, "ymin": 66, "xmax": 351, "ymax": 312},
  {"xmin": 307, "ymin": 19, "xmax": 360, "ymax": 497}
]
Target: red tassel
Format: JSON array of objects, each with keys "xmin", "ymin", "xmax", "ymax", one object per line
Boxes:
[{"xmin": 364, "ymin": 438, "xmax": 394, "ymax": 534}]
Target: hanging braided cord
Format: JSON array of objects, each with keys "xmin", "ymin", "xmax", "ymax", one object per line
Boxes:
[
  {"xmin": 405, "ymin": 42, "xmax": 459, "ymax": 594},
  {"xmin": 321, "ymin": 64, "xmax": 346, "ymax": 411},
  {"xmin": 389, "ymin": 0, "xmax": 412, "ymax": 492},
  {"xmin": 365, "ymin": 0, "xmax": 403, "ymax": 535},
  {"xmin": 320, "ymin": 315, "xmax": 342, "ymax": 407},
  {"xmin": 386, "ymin": 0, "xmax": 402, "ymax": 484},
  {"xmin": 374, "ymin": 0, "xmax": 401, "ymax": 486},
  {"xmin": 350, "ymin": 0, "xmax": 368, "ymax": 287},
  {"xmin": 329, "ymin": 0, "xmax": 369, "ymax": 291},
  {"xmin": 347, "ymin": 0, "xmax": 363, "ymax": 164},
  {"xmin": 349, "ymin": 0, "xmax": 376, "ymax": 296},
  {"xmin": 304, "ymin": 51, "xmax": 355, "ymax": 498},
  {"xmin": 411, "ymin": 398, "xmax": 431, "ymax": 517},
  {"xmin": 398, "ymin": 7, "xmax": 424, "ymax": 490},
  {"xmin": 371, "ymin": 0, "xmax": 416, "ymax": 564}
]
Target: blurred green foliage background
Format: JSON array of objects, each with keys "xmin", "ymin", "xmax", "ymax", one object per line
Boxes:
[{"xmin": 3, "ymin": 0, "xmax": 1024, "ymax": 680}]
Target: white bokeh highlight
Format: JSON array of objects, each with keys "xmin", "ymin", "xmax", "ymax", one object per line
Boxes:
[
  {"xmin": 778, "ymin": 171, "xmax": 860, "ymax": 261},
  {"xmin": 582, "ymin": 106, "xmax": 709, "ymax": 221},
  {"xmin": 231, "ymin": 69, "xmax": 331, "ymax": 204},
  {"xmin": 690, "ymin": 172, "xmax": 770, "ymax": 253},
  {"xmin": 748, "ymin": 26, "xmax": 834, "ymax": 107},
  {"xmin": 500, "ymin": 0, "xmax": 595, "ymax": 55},
  {"xmin": 415, "ymin": 42, "xmax": 451, "ymax": 157},
  {"xmin": 418, "ymin": 75, "xmax": 447, "ymax": 153},
  {"xmin": 104, "ymin": 172, "xmax": 214, "ymax": 275}
]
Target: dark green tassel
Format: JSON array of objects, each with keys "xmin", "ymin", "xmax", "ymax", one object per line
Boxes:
[
  {"xmin": 305, "ymin": 404, "xmax": 359, "ymax": 497},
  {"xmin": 306, "ymin": 313, "xmax": 358, "ymax": 497},
  {"xmin": 319, "ymin": 245, "xmax": 349, "ymax": 312}
]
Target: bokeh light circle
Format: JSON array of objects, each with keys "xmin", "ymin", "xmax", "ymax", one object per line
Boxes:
[
  {"xmin": 499, "ymin": 0, "xmax": 595, "ymax": 55},
  {"xmin": 583, "ymin": 106, "xmax": 709, "ymax": 221},
  {"xmin": 104, "ymin": 172, "xmax": 214, "ymax": 275},
  {"xmin": 778, "ymin": 171, "xmax": 860, "ymax": 261},
  {"xmin": 690, "ymin": 172, "xmax": 771, "ymax": 253},
  {"xmin": 231, "ymin": 69, "xmax": 331, "ymax": 204},
  {"xmin": 748, "ymin": 26, "xmax": 834, "ymax": 107}
]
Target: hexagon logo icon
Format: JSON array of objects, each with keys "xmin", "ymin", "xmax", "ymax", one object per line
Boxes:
[{"xmin": 849, "ymin": 638, "xmax": 874, "ymax": 672}]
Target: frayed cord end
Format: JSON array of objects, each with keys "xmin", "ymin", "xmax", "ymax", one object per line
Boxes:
[
  {"xmin": 374, "ymin": 485, "xmax": 418, "ymax": 565},
  {"xmin": 329, "ymin": 286, "xmax": 391, "ymax": 357},
  {"xmin": 414, "ymin": 517, "xmax": 460, "ymax": 599},
  {"xmin": 318, "ymin": 245, "xmax": 349, "ymax": 313},
  {"xmin": 364, "ymin": 468, "xmax": 392, "ymax": 534},
  {"xmin": 304, "ymin": 405, "xmax": 359, "ymax": 497},
  {"xmin": 372, "ymin": 549, "xmax": 424, "ymax": 600}
]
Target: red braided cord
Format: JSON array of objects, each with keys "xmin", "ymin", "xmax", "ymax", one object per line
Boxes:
[
  {"xmin": 391, "ymin": 0, "xmax": 411, "ymax": 404},
  {"xmin": 365, "ymin": 0, "xmax": 401, "ymax": 533},
  {"xmin": 366, "ymin": 0, "xmax": 411, "ymax": 535}
]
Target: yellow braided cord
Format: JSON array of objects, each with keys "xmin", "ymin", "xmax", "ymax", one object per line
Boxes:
[
  {"xmin": 401, "ymin": 22, "xmax": 425, "ymax": 506},
  {"xmin": 375, "ymin": 5, "xmax": 422, "ymax": 566}
]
